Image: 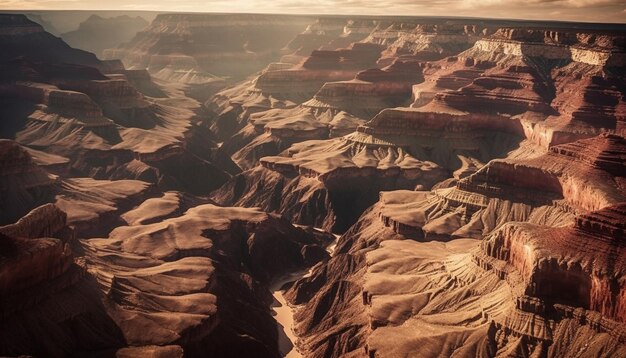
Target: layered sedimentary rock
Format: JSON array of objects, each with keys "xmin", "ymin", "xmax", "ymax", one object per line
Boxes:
[
  {"xmin": 207, "ymin": 17, "xmax": 491, "ymax": 145},
  {"xmin": 82, "ymin": 203, "xmax": 332, "ymax": 357},
  {"xmin": 370, "ymin": 134, "xmax": 626, "ymax": 242},
  {"xmin": 0, "ymin": 192, "xmax": 333, "ymax": 358},
  {"xmin": 0, "ymin": 15, "xmax": 239, "ymax": 195},
  {"xmin": 281, "ymin": 18, "xmax": 376, "ymax": 64},
  {"xmin": 281, "ymin": 132, "xmax": 626, "ymax": 357},
  {"xmin": 219, "ymin": 25, "xmax": 625, "ymax": 235},
  {"xmin": 207, "ymin": 41, "xmax": 385, "ymax": 143},
  {"xmin": 366, "ymin": 22, "xmax": 489, "ymax": 66},
  {"xmin": 411, "ymin": 27, "xmax": 625, "ymax": 150},
  {"xmin": 213, "ymin": 134, "xmax": 450, "ymax": 232},
  {"xmin": 3, "ymin": 65, "xmax": 236, "ymax": 194},
  {"xmin": 0, "ymin": 139, "xmax": 160, "ymax": 237},
  {"xmin": 301, "ymin": 59, "xmax": 424, "ymax": 119},
  {"xmin": 2, "ymin": 12, "xmax": 626, "ymax": 358},
  {"xmin": 209, "ymin": 22, "xmax": 485, "ymax": 169},
  {"xmin": 215, "ymin": 99, "xmax": 525, "ymax": 233}
]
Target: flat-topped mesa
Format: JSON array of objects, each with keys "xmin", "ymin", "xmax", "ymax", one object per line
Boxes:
[
  {"xmin": 0, "ymin": 140, "xmax": 58, "ymax": 225},
  {"xmin": 367, "ymin": 22, "xmax": 489, "ymax": 65},
  {"xmin": 2, "ymin": 82, "xmax": 107, "ymax": 122},
  {"xmin": 372, "ymin": 133, "xmax": 625, "ymax": 242},
  {"xmin": 0, "ymin": 60, "xmax": 128, "ymax": 129},
  {"xmin": 31, "ymin": 73, "xmax": 161, "ymax": 129},
  {"xmin": 328, "ymin": 19, "xmax": 379, "ymax": 48},
  {"xmin": 472, "ymin": 28, "xmax": 626, "ymax": 66},
  {"xmin": 411, "ymin": 37, "xmax": 557, "ymax": 112},
  {"xmin": 529, "ymin": 62, "xmax": 626, "ymax": 147},
  {"xmin": 361, "ymin": 106, "xmax": 525, "ymax": 136},
  {"xmin": 413, "ymin": 46, "xmax": 557, "ymax": 119},
  {"xmin": 480, "ymin": 203, "xmax": 626, "ymax": 324},
  {"xmin": 104, "ymin": 13, "xmax": 313, "ymax": 80},
  {"xmin": 301, "ymin": 59, "xmax": 424, "ymax": 118},
  {"xmin": 302, "ymin": 42, "xmax": 383, "ymax": 69},
  {"xmin": 210, "ymin": 40, "xmax": 386, "ymax": 139},
  {"xmin": 253, "ymin": 42, "xmax": 385, "ymax": 102},
  {"xmin": 462, "ymin": 134, "xmax": 626, "ymax": 212},
  {"xmin": 281, "ymin": 18, "xmax": 375, "ymax": 63},
  {"xmin": 412, "ymin": 27, "xmax": 625, "ymax": 111},
  {"xmin": 437, "ymin": 63, "xmax": 555, "ymax": 115},
  {"xmin": 550, "ymin": 133, "xmax": 626, "ymax": 175}
]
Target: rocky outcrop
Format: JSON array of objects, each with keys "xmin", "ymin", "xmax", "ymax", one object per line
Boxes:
[
  {"xmin": 0, "ymin": 25, "xmax": 238, "ymax": 195},
  {"xmin": 281, "ymin": 18, "xmax": 376, "ymax": 64},
  {"xmin": 370, "ymin": 134, "xmax": 626, "ymax": 242},
  {"xmin": 206, "ymin": 41, "xmax": 385, "ymax": 143},
  {"xmin": 0, "ymin": 195, "xmax": 334, "ymax": 357},
  {"xmin": 214, "ymin": 135, "xmax": 449, "ymax": 232},
  {"xmin": 253, "ymin": 42, "xmax": 384, "ymax": 104},
  {"xmin": 0, "ymin": 203, "xmax": 126, "ymax": 358},
  {"xmin": 55, "ymin": 178, "xmax": 158, "ymax": 237},
  {"xmin": 411, "ymin": 27, "xmax": 625, "ymax": 151},
  {"xmin": 285, "ymin": 188, "xmax": 626, "ymax": 357},
  {"xmin": 84, "ymin": 203, "xmax": 333, "ymax": 357},
  {"xmin": 302, "ymin": 59, "xmax": 424, "ymax": 119},
  {"xmin": 214, "ymin": 96, "xmax": 526, "ymax": 233},
  {"xmin": 366, "ymin": 22, "xmax": 489, "ymax": 65}
]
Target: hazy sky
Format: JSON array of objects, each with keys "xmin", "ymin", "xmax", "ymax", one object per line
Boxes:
[{"xmin": 1, "ymin": 0, "xmax": 625, "ymax": 23}]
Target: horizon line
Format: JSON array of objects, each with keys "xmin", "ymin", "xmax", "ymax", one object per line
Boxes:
[{"xmin": 1, "ymin": 9, "xmax": 625, "ymax": 26}]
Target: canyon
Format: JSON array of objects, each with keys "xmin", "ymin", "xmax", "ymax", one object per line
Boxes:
[{"xmin": 0, "ymin": 10, "xmax": 625, "ymax": 358}]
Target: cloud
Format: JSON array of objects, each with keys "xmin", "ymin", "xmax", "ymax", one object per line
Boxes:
[
  {"xmin": 461, "ymin": 0, "xmax": 623, "ymax": 9},
  {"xmin": 0, "ymin": 0, "xmax": 624, "ymax": 22}
]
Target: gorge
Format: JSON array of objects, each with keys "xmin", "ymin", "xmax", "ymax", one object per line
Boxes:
[{"xmin": 0, "ymin": 9, "xmax": 625, "ymax": 358}]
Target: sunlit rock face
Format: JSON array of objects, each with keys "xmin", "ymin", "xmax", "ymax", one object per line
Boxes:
[
  {"xmin": 284, "ymin": 188, "xmax": 625, "ymax": 357},
  {"xmin": 206, "ymin": 18, "xmax": 497, "ymax": 192},
  {"xmin": 1, "ymin": 10, "xmax": 626, "ymax": 358},
  {"xmin": 279, "ymin": 132, "xmax": 626, "ymax": 356},
  {"xmin": 211, "ymin": 19, "xmax": 625, "ymax": 240},
  {"xmin": 0, "ymin": 197, "xmax": 332, "ymax": 357},
  {"xmin": 81, "ymin": 203, "xmax": 331, "ymax": 357}
]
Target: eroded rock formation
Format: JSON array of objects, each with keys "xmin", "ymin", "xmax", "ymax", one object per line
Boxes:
[
  {"xmin": 1, "ymin": 12, "xmax": 626, "ymax": 358},
  {"xmin": 0, "ymin": 15, "xmax": 239, "ymax": 195}
]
